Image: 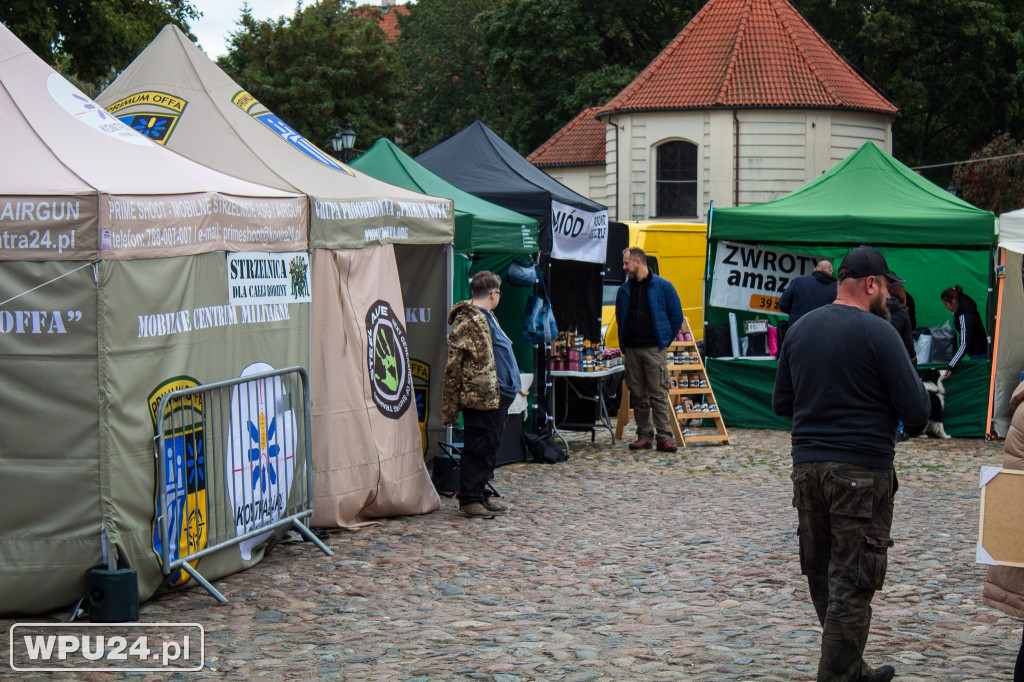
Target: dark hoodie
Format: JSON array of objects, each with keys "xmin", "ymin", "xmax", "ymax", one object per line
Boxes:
[{"xmin": 778, "ymin": 270, "xmax": 837, "ymax": 325}]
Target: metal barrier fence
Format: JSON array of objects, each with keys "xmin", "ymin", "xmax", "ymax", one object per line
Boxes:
[{"xmin": 153, "ymin": 365, "xmax": 332, "ymax": 602}]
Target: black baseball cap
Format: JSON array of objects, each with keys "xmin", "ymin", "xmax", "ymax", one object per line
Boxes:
[{"xmin": 837, "ymin": 246, "xmax": 904, "ymax": 283}]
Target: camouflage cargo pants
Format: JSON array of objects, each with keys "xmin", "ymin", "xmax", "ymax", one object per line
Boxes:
[{"xmin": 791, "ymin": 461, "xmax": 897, "ymax": 682}]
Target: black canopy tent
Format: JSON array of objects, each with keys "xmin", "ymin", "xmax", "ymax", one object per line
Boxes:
[
  {"xmin": 417, "ymin": 121, "xmax": 609, "ymax": 444},
  {"xmin": 417, "ymin": 121, "xmax": 608, "ymax": 341}
]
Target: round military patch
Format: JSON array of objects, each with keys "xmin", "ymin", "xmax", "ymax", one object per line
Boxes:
[{"xmin": 365, "ymin": 300, "xmax": 412, "ymax": 419}]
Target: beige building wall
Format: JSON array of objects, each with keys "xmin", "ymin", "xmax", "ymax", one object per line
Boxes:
[{"xmin": 539, "ymin": 109, "xmax": 893, "ymax": 223}]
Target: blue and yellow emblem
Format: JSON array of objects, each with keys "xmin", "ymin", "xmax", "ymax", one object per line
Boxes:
[
  {"xmin": 411, "ymin": 359, "xmax": 430, "ymax": 453},
  {"xmin": 148, "ymin": 377, "xmax": 208, "ymax": 587},
  {"xmin": 231, "ymin": 90, "xmax": 355, "ymax": 176},
  {"xmin": 105, "ymin": 91, "xmax": 188, "ymax": 145}
]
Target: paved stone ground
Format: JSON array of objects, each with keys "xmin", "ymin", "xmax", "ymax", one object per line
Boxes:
[{"xmin": 4, "ymin": 428, "xmax": 1022, "ymax": 681}]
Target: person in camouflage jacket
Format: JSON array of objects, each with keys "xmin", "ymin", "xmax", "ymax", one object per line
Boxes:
[
  {"xmin": 442, "ymin": 304, "xmax": 499, "ymax": 424},
  {"xmin": 442, "ymin": 271, "xmax": 519, "ymax": 519}
]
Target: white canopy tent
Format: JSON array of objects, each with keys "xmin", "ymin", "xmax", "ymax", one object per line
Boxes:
[{"xmin": 988, "ymin": 209, "xmax": 1024, "ymax": 436}]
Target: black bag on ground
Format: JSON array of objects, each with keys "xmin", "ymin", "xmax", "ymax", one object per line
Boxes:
[
  {"xmin": 705, "ymin": 324, "xmax": 731, "ymax": 357},
  {"xmin": 523, "ymin": 428, "xmax": 568, "ymax": 464},
  {"xmin": 431, "ymin": 450, "xmax": 460, "ymax": 496}
]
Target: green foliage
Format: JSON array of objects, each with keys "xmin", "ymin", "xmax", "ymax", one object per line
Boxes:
[
  {"xmin": 393, "ymin": 0, "xmax": 503, "ymax": 155},
  {"xmin": 794, "ymin": 0, "xmax": 1024, "ymax": 183},
  {"xmin": 0, "ymin": 0, "xmax": 199, "ymax": 85},
  {"xmin": 217, "ymin": 0, "xmax": 402, "ymax": 156},
  {"xmin": 396, "ymin": 0, "xmax": 704, "ymax": 156},
  {"xmin": 952, "ymin": 133, "xmax": 1024, "ymax": 215}
]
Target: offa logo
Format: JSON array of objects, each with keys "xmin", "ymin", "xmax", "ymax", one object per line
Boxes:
[{"xmin": 365, "ymin": 300, "xmax": 412, "ymax": 419}]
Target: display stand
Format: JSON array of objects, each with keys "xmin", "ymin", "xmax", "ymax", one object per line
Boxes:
[
  {"xmin": 615, "ymin": 318, "xmax": 731, "ymax": 446},
  {"xmin": 549, "ymin": 365, "xmax": 625, "ymax": 454}
]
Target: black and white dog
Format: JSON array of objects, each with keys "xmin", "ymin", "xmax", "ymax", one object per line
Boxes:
[{"xmin": 918, "ymin": 369, "xmax": 951, "ymax": 439}]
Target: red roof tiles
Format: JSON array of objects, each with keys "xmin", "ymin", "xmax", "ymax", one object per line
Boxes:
[
  {"xmin": 528, "ymin": 107, "xmax": 606, "ymax": 168},
  {"xmin": 599, "ymin": 0, "xmax": 897, "ymax": 116},
  {"xmin": 353, "ymin": 4, "xmax": 409, "ymax": 42}
]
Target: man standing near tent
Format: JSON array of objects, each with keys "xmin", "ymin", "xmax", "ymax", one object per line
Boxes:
[
  {"xmin": 773, "ymin": 246, "xmax": 929, "ymax": 682},
  {"xmin": 442, "ymin": 271, "xmax": 519, "ymax": 519},
  {"xmin": 616, "ymin": 247, "xmax": 684, "ymax": 452},
  {"xmin": 778, "ymin": 259, "xmax": 837, "ymax": 326}
]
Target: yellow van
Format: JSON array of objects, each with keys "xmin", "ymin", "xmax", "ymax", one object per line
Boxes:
[{"xmin": 604, "ymin": 221, "xmax": 707, "ymax": 347}]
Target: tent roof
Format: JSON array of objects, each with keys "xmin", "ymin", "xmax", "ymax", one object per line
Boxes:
[
  {"xmin": 999, "ymin": 208, "xmax": 1024, "ymax": 253},
  {"xmin": 416, "ymin": 120, "xmax": 606, "ymax": 219},
  {"xmin": 0, "ymin": 21, "xmax": 304, "ymax": 261},
  {"xmin": 598, "ymin": 0, "xmax": 897, "ymax": 116},
  {"xmin": 96, "ymin": 24, "xmax": 454, "ymax": 249},
  {"xmin": 528, "ymin": 106, "xmax": 607, "ymax": 168},
  {"xmin": 710, "ymin": 142, "xmax": 995, "ymax": 247},
  {"xmin": 350, "ymin": 138, "xmax": 539, "ymax": 254}
]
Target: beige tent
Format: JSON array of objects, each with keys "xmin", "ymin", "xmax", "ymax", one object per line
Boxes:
[
  {"xmin": 0, "ymin": 21, "xmax": 309, "ymax": 613},
  {"xmin": 97, "ymin": 25, "xmax": 452, "ymax": 528},
  {"xmin": 988, "ymin": 209, "xmax": 1024, "ymax": 437}
]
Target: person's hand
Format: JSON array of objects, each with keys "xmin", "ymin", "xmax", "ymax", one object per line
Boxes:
[{"xmin": 942, "ymin": 369, "xmax": 952, "ymax": 380}]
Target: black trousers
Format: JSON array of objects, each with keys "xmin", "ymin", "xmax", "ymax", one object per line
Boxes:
[{"xmin": 457, "ymin": 393, "xmax": 514, "ymax": 505}]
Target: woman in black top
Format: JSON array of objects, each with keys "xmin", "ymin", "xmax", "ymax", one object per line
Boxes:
[
  {"xmin": 887, "ymin": 282, "xmax": 916, "ymax": 364},
  {"xmin": 940, "ymin": 285, "xmax": 987, "ymax": 378}
]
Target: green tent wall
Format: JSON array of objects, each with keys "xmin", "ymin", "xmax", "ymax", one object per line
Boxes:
[{"xmin": 706, "ymin": 142, "xmax": 996, "ymax": 437}]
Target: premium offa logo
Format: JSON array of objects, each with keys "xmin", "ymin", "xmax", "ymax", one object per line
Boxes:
[{"xmin": 365, "ymin": 300, "xmax": 412, "ymax": 419}]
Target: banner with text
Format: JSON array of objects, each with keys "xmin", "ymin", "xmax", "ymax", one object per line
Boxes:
[
  {"xmin": 710, "ymin": 241, "xmax": 826, "ymax": 314},
  {"xmin": 227, "ymin": 252, "xmax": 311, "ymax": 306},
  {"xmin": 550, "ymin": 201, "xmax": 608, "ymax": 264}
]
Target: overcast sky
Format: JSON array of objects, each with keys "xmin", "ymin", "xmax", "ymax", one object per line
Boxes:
[{"xmin": 189, "ymin": 1, "xmax": 398, "ymax": 59}]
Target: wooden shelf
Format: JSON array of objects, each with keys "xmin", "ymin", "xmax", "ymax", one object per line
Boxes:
[{"xmin": 615, "ymin": 316, "xmax": 730, "ymax": 447}]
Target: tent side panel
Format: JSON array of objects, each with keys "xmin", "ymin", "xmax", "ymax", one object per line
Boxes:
[
  {"xmin": 97, "ymin": 254, "xmax": 310, "ymax": 602},
  {"xmin": 309, "ymin": 247, "xmax": 439, "ymax": 528},
  {"xmin": 993, "ymin": 249, "xmax": 1024, "ymax": 436},
  {"xmin": 394, "ymin": 244, "xmax": 450, "ymax": 459},
  {"xmin": 0, "ymin": 261, "xmax": 102, "ymax": 614}
]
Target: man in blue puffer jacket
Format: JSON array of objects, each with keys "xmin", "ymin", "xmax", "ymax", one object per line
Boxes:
[{"xmin": 616, "ymin": 247, "xmax": 684, "ymax": 452}]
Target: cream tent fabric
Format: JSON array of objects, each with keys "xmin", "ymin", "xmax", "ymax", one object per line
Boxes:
[
  {"xmin": 991, "ymin": 209, "xmax": 1024, "ymax": 436},
  {"xmin": 97, "ymin": 25, "xmax": 448, "ymax": 527},
  {"xmin": 96, "ymin": 24, "xmax": 453, "ymax": 248},
  {"xmin": 0, "ymin": 20, "xmax": 309, "ymax": 614}
]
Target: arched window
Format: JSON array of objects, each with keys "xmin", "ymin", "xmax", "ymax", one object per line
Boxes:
[{"xmin": 656, "ymin": 141, "xmax": 698, "ymax": 217}]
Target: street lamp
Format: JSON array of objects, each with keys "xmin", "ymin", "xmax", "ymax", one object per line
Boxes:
[{"xmin": 330, "ymin": 122, "xmax": 356, "ymax": 163}]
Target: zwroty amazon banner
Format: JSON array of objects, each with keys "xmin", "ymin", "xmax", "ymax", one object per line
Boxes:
[
  {"xmin": 709, "ymin": 241, "xmax": 826, "ymax": 314},
  {"xmin": 550, "ymin": 201, "xmax": 608, "ymax": 264}
]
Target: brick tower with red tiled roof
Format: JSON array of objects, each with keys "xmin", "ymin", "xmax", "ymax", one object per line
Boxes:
[
  {"xmin": 600, "ymin": 0, "xmax": 895, "ymax": 115},
  {"xmin": 531, "ymin": 0, "xmax": 897, "ymax": 221}
]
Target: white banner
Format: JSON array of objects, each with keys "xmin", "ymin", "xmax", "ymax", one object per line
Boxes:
[
  {"xmin": 550, "ymin": 201, "xmax": 607, "ymax": 263},
  {"xmin": 227, "ymin": 251, "xmax": 310, "ymax": 306},
  {"xmin": 226, "ymin": 362, "xmax": 297, "ymax": 560},
  {"xmin": 710, "ymin": 241, "xmax": 826, "ymax": 313}
]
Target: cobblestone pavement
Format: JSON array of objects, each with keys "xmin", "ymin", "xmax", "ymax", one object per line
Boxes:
[{"xmin": 4, "ymin": 428, "xmax": 1021, "ymax": 681}]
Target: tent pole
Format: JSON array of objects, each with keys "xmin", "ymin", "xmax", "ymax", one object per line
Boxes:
[{"xmin": 986, "ymin": 248, "xmax": 1005, "ymax": 439}]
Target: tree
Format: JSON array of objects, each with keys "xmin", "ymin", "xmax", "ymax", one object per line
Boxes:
[
  {"xmin": 952, "ymin": 133, "xmax": 1024, "ymax": 215},
  {"xmin": 393, "ymin": 0, "xmax": 503, "ymax": 155},
  {"xmin": 218, "ymin": 0, "xmax": 402, "ymax": 157},
  {"xmin": 794, "ymin": 0, "xmax": 1024, "ymax": 184},
  {"xmin": 1, "ymin": 0, "xmax": 199, "ymax": 85},
  {"xmin": 396, "ymin": 0, "xmax": 704, "ymax": 156}
]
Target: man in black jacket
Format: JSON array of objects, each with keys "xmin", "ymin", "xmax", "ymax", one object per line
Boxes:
[
  {"xmin": 778, "ymin": 259, "xmax": 837, "ymax": 325},
  {"xmin": 773, "ymin": 246, "xmax": 929, "ymax": 682}
]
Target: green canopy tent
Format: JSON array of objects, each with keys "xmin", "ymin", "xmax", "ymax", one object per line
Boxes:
[
  {"xmin": 705, "ymin": 141, "xmax": 996, "ymax": 436},
  {"xmin": 350, "ymin": 138, "xmax": 540, "ymax": 461}
]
